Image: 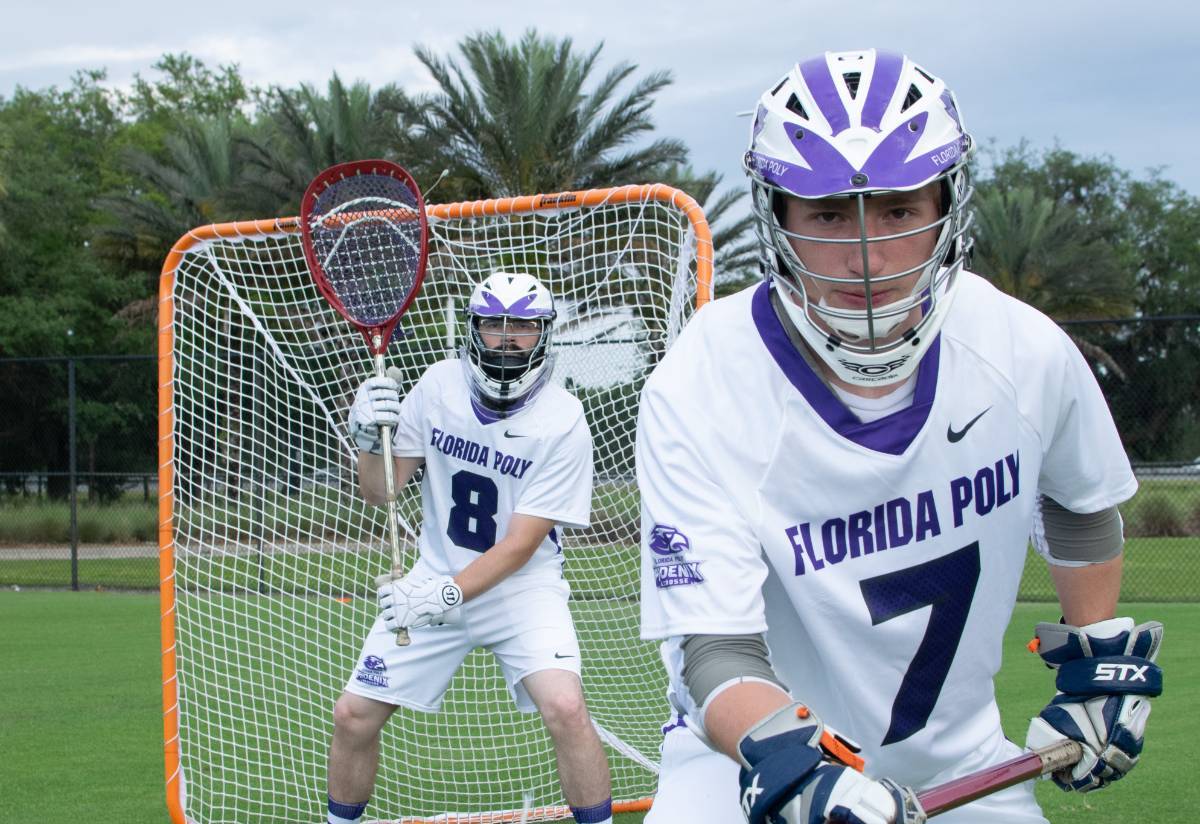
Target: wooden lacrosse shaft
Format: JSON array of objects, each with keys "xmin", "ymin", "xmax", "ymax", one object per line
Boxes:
[
  {"xmin": 918, "ymin": 739, "xmax": 1083, "ymax": 817},
  {"xmin": 374, "ymin": 342, "xmax": 410, "ymax": 646}
]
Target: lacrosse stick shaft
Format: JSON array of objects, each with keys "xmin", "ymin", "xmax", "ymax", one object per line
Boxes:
[
  {"xmin": 918, "ymin": 739, "xmax": 1083, "ymax": 817},
  {"xmin": 374, "ymin": 344, "xmax": 410, "ymax": 646}
]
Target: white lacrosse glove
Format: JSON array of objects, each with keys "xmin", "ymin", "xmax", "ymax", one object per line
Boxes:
[
  {"xmin": 375, "ymin": 572, "xmax": 463, "ymax": 630},
  {"xmin": 348, "ymin": 368, "xmax": 403, "ymax": 455},
  {"xmin": 736, "ymin": 702, "xmax": 926, "ymax": 824},
  {"xmin": 1025, "ymin": 616, "xmax": 1163, "ymax": 792}
]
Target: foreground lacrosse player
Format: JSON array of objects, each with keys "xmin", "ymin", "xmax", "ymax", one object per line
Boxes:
[
  {"xmin": 637, "ymin": 49, "xmax": 1162, "ymax": 823},
  {"xmin": 326, "ymin": 272, "xmax": 613, "ymax": 824}
]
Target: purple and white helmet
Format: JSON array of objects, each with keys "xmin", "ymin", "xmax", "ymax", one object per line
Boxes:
[
  {"xmin": 462, "ymin": 272, "xmax": 557, "ymax": 414},
  {"xmin": 746, "ymin": 48, "xmax": 974, "ymax": 387}
]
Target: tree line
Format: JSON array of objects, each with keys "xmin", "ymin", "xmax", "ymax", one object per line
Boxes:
[{"xmin": 1, "ymin": 29, "xmax": 1199, "ymax": 494}]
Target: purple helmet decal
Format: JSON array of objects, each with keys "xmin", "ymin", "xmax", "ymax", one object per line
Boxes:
[
  {"xmin": 752, "ymin": 104, "xmax": 768, "ymax": 140},
  {"xmin": 469, "ymin": 291, "xmax": 509, "ymax": 316},
  {"xmin": 470, "ymin": 290, "xmax": 554, "ymax": 319},
  {"xmin": 859, "ymin": 51, "xmax": 905, "ymax": 130},
  {"xmin": 749, "ymin": 111, "xmax": 965, "ymax": 196},
  {"xmin": 940, "ymin": 89, "xmax": 963, "ymax": 130},
  {"xmin": 798, "ymin": 55, "xmax": 851, "ymax": 135}
]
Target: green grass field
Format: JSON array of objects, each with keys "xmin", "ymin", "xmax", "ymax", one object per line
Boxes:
[{"xmin": 1, "ymin": 591, "xmax": 1195, "ymax": 824}]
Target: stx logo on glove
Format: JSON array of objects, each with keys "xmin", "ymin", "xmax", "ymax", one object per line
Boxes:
[
  {"xmin": 1094, "ymin": 663, "xmax": 1150, "ymax": 682},
  {"xmin": 740, "ymin": 774, "xmax": 763, "ymax": 818}
]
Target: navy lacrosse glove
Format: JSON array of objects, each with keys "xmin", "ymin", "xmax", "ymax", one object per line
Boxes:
[
  {"xmin": 1025, "ymin": 616, "xmax": 1163, "ymax": 792},
  {"xmin": 736, "ymin": 702, "xmax": 925, "ymax": 824}
]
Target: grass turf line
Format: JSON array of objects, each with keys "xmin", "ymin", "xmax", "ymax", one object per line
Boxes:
[{"xmin": 1, "ymin": 592, "xmax": 1195, "ymax": 823}]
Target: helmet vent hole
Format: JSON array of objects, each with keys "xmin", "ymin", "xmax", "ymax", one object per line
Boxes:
[
  {"xmin": 914, "ymin": 66, "xmax": 936, "ymax": 84},
  {"xmin": 785, "ymin": 93, "xmax": 809, "ymax": 120},
  {"xmin": 841, "ymin": 72, "xmax": 861, "ymax": 99},
  {"xmin": 901, "ymin": 84, "xmax": 923, "ymax": 112}
]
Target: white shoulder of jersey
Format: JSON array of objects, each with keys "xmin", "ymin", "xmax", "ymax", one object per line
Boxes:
[
  {"xmin": 945, "ymin": 271, "xmax": 1135, "ymax": 512},
  {"xmin": 639, "ymin": 282, "xmax": 789, "ymax": 485},
  {"xmin": 417, "ymin": 357, "xmax": 467, "ymax": 393},
  {"xmin": 643, "ymin": 283, "xmax": 762, "ymax": 397},
  {"xmin": 938, "ymin": 271, "xmax": 1089, "ymax": 398},
  {"xmin": 534, "ymin": 381, "xmax": 588, "ymax": 437}
]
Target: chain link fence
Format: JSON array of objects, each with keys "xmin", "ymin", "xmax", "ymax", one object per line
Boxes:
[
  {"xmin": 1, "ymin": 333, "xmax": 1198, "ymax": 597},
  {"xmin": 1, "ymin": 355, "xmax": 158, "ymax": 589}
]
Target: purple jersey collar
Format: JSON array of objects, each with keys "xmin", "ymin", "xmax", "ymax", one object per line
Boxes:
[{"xmin": 750, "ymin": 281, "xmax": 939, "ymax": 455}]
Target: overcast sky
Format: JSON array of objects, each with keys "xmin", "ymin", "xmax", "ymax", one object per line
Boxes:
[{"xmin": 3, "ymin": 0, "xmax": 1197, "ymax": 200}]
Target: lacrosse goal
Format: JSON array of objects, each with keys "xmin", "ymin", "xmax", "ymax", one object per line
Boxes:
[{"xmin": 158, "ymin": 184, "xmax": 712, "ymax": 823}]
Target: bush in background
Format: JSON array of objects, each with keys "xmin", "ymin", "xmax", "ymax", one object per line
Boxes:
[
  {"xmin": 1126, "ymin": 493, "xmax": 1186, "ymax": 537},
  {"xmin": 0, "ymin": 500, "xmax": 157, "ymax": 544}
]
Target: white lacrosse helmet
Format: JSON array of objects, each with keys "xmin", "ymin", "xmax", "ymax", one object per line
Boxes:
[
  {"xmin": 745, "ymin": 48, "xmax": 974, "ymax": 387},
  {"xmin": 461, "ymin": 272, "xmax": 557, "ymax": 416}
]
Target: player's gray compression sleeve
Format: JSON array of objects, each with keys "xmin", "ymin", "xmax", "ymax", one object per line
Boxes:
[
  {"xmin": 1040, "ymin": 495, "xmax": 1124, "ymax": 563},
  {"xmin": 680, "ymin": 633, "xmax": 786, "ymax": 706}
]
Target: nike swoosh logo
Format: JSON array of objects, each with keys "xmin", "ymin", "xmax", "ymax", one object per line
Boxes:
[
  {"xmin": 553, "ymin": 653, "xmax": 575, "ymax": 659},
  {"xmin": 947, "ymin": 407, "xmax": 991, "ymax": 443},
  {"xmin": 504, "ymin": 430, "xmax": 528, "ymax": 439}
]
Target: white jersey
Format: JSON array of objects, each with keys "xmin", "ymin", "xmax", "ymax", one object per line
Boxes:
[
  {"xmin": 637, "ymin": 274, "xmax": 1136, "ymax": 788},
  {"xmin": 390, "ymin": 359, "xmax": 592, "ymax": 594}
]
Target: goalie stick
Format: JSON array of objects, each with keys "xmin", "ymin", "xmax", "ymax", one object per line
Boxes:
[
  {"xmin": 300, "ymin": 158, "xmax": 430, "ymax": 645},
  {"xmin": 917, "ymin": 739, "xmax": 1083, "ymax": 818}
]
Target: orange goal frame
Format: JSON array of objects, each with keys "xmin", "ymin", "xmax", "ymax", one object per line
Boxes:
[{"xmin": 156, "ymin": 184, "xmax": 713, "ymax": 823}]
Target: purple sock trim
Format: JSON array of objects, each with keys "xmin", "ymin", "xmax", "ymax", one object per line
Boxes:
[
  {"xmin": 327, "ymin": 795, "xmax": 368, "ymax": 820},
  {"xmin": 570, "ymin": 798, "xmax": 612, "ymax": 823}
]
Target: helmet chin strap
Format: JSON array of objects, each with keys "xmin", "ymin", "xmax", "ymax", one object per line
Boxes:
[
  {"xmin": 772, "ymin": 278, "xmax": 922, "ymax": 389},
  {"xmin": 815, "ymin": 295, "xmax": 909, "ymax": 342}
]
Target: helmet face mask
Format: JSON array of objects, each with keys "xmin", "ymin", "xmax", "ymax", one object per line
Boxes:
[
  {"xmin": 745, "ymin": 48, "xmax": 974, "ymax": 387},
  {"xmin": 461, "ymin": 272, "xmax": 557, "ymax": 417},
  {"xmin": 470, "ymin": 315, "xmax": 550, "ymax": 382}
]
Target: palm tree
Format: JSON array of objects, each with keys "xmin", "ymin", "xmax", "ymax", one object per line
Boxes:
[
  {"xmin": 97, "ymin": 114, "xmax": 248, "ymax": 275},
  {"xmin": 238, "ymin": 75, "xmax": 424, "ymax": 213},
  {"xmin": 659, "ymin": 165, "xmax": 757, "ymax": 297},
  {"xmin": 970, "ymin": 184, "xmax": 1136, "ymax": 375},
  {"xmin": 413, "ymin": 29, "xmax": 688, "ymax": 198}
]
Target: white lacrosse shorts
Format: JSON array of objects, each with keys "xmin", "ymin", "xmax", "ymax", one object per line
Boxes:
[
  {"xmin": 344, "ymin": 578, "xmax": 581, "ymax": 713},
  {"xmin": 647, "ymin": 720, "xmax": 1049, "ymax": 824}
]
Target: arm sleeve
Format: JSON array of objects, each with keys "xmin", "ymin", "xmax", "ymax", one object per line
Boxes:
[
  {"xmin": 637, "ymin": 374, "xmax": 770, "ymax": 640},
  {"xmin": 1037, "ymin": 332, "xmax": 1137, "ymax": 513},
  {"xmin": 680, "ymin": 633, "xmax": 786, "ymax": 705},
  {"xmin": 1031, "ymin": 495, "xmax": 1124, "ymax": 566},
  {"xmin": 513, "ymin": 413, "xmax": 593, "ymax": 529}
]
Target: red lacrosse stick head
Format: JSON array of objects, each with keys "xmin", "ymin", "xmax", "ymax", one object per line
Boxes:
[{"xmin": 300, "ymin": 159, "xmax": 429, "ymax": 354}]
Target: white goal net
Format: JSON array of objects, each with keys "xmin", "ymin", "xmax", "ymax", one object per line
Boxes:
[{"xmin": 157, "ymin": 184, "xmax": 713, "ymax": 823}]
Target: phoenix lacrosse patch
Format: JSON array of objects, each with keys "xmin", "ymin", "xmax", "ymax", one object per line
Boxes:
[
  {"xmin": 650, "ymin": 524, "xmax": 704, "ymax": 588},
  {"xmin": 355, "ymin": 655, "xmax": 390, "ymax": 688},
  {"xmin": 649, "ymin": 524, "xmax": 691, "ymax": 555}
]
